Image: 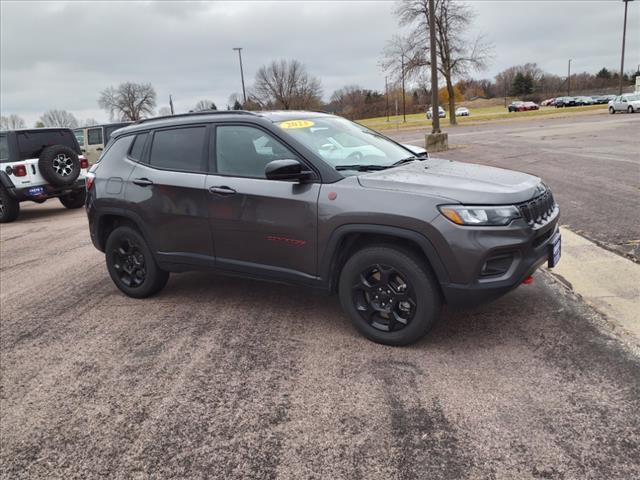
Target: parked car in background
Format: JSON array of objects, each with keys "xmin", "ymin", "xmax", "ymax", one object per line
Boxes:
[
  {"xmin": 0, "ymin": 128, "xmax": 89, "ymax": 223},
  {"xmin": 575, "ymin": 96, "xmax": 595, "ymax": 106},
  {"xmin": 455, "ymin": 106, "xmax": 470, "ymax": 117},
  {"xmin": 541, "ymin": 98, "xmax": 556, "ymax": 106},
  {"xmin": 508, "ymin": 101, "xmax": 524, "ymax": 112},
  {"xmin": 85, "ymin": 110, "xmax": 561, "ymax": 346},
  {"xmin": 608, "ymin": 94, "xmax": 640, "ymax": 113},
  {"xmin": 427, "ymin": 106, "xmax": 446, "ymax": 119},
  {"xmin": 554, "ymin": 97, "xmax": 577, "ymax": 108},
  {"xmin": 591, "ymin": 95, "xmax": 613, "ymax": 105},
  {"xmin": 74, "ymin": 122, "xmax": 131, "ymax": 164},
  {"xmin": 522, "ymin": 101, "xmax": 539, "ymax": 111}
]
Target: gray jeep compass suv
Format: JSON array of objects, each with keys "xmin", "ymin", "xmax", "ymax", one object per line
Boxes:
[{"xmin": 86, "ymin": 111, "xmax": 560, "ymax": 346}]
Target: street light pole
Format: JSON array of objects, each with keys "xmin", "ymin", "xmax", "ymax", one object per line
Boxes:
[
  {"xmin": 567, "ymin": 59, "xmax": 572, "ymax": 96},
  {"xmin": 232, "ymin": 47, "xmax": 247, "ymax": 104},
  {"xmin": 429, "ymin": 0, "xmax": 440, "ymax": 134},
  {"xmin": 619, "ymin": 0, "xmax": 634, "ymax": 95},
  {"xmin": 401, "ymin": 54, "xmax": 406, "ymax": 123}
]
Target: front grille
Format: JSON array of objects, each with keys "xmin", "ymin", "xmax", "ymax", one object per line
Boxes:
[{"xmin": 518, "ymin": 188, "xmax": 556, "ymax": 226}]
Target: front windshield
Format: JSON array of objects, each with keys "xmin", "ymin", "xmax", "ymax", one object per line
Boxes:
[{"xmin": 276, "ymin": 117, "xmax": 414, "ymax": 170}]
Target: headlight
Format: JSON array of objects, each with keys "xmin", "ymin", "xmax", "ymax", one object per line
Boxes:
[{"xmin": 439, "ymin": 205, "xmax": 521, "ymax": 226}]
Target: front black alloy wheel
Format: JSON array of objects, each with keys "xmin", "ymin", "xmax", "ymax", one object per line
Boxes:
[
  {"xmin": 105, "ymin": 226, "xmax": 169, "ymax": 298},
  {"xmin": 339, "ymin": 245, "xmax": 441, "ymax": 346},
  {"xmin": 352, "ymin": 264, "xmax": 416, "ymax": 333}
]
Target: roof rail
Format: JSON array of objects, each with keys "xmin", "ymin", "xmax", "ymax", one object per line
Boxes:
[{"xmin": 135, "ymin": 110, "xmax": 258, "ymax": 124}]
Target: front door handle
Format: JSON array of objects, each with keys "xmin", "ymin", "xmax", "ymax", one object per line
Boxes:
[
  {"xmin": 133, "ymin": 177, "xmax": 154, "ymax": 187},
  {"xmin": 208, "ymin": 186, "xmax": 237, "ymax": 196}
]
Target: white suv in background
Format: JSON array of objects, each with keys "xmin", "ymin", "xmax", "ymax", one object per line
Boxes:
[{"xmin": 0, "ymin": 128, "xmax": 88, "ymax": 223}]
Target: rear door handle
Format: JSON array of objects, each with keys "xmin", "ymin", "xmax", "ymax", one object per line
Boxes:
[
  {"xmin": 133, "ymin": 177, "xmax": 153, "ymax": 187},
  {"xmin": 208, "ymin": 186, "xmax": 236, "ymax": 196}
]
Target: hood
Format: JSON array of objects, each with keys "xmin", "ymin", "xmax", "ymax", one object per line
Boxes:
[{"xmin": 357, "ymin": 158, "xmax": 542, "ymax": 204}]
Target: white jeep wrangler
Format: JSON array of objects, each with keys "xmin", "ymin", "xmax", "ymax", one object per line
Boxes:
[{"xmin": 0, "ymin": 128, "xmax": 89, "ymax": 223}]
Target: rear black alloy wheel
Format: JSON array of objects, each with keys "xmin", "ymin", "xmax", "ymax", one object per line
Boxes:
[
  {"xmin": 112, "ymin": 237, "xmax": 147, "ymax": 288},
  {"xmin": 105, "ymin": 226, "xmax": 169, "ymax": 298},
  {"xmin": 352, "ymin": 264, "xmax": 416, "ymax": 332},
  {"xmin": 339, "ymin": 245, "xmax": 441, "ymax": 346}
]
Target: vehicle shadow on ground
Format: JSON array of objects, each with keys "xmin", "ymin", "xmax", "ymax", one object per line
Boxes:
[
  {"xmin": 157, "ymin": 270, "xmax": 538, "ymax": 351},
  {"xmin": 14, "ymin": 204, "xmax": 76, "ymax": 223}
]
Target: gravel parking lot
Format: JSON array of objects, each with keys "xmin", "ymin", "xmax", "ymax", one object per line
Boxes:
[{"xmin": 1, "ymin": 113, "xmax": 640, "ymax": 479}]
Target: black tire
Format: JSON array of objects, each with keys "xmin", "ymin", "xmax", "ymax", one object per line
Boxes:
[
  {"xmin": 0, "ymin": 187, "xmax": 20, "ymax": 223},
  {"xmin": 628, "ymin": 106, "xmax": 634, "ymax": 114},
  {"xmin": 105, "ymin": 226, "xmax": 169, "ymax": 298},
  {"xmin": 59, "ymin": 189, "xmax": 86, "ymax": 209},
  {"xmin": 38, "ymin": 145, "xmax": 80, "ymax": 187},
  {"xmin": 338, "ymin": 245, "xmax": 441, "ymax": 346},
  {"xmin": 609, "ymin": 106, "xmax": 615, "ymax": 114}
]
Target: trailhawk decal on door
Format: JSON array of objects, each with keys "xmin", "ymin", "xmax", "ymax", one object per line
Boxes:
[{"xmin": 266, "ymin": 235, "xmax": 307, "ymax": 247}]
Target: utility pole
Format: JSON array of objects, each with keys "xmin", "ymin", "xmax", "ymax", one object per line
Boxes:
[
  {"xmin": 385, "ymin": 76, "xmax": 390, "ymax": 122},
  {"xmin": 429, "ymin": 0, "xmax": 440, "ymax": 134},
  {"xmin": 401, "ymin": 54, "xmax": 406, "ymax": 123},
  {"xmin": 232, "ymin": 47, "xmax": 247, "ymax": 104},
  {"xmin": 619, "ymin": 0, "xmax": 634, "ymax": 95},
  {"xmin": 567, "ymin": 59, "xmax": 572, "ymax": 96},
  {"xmin": 169, "ymin": 94, "xmax": 174, "ymax": 115}
]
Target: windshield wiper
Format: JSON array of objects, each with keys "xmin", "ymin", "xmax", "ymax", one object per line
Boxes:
[
  {"xmin": 334, "ymin": 164, "xmax": 390, "ymax": 172},
  {"xmin": 391, "ymin": 156, "xmax": 419, "ymax": 167}
]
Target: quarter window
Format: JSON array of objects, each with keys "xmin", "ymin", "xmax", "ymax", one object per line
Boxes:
[
  {"xmin": 215, "ymin": 125, "xmax": 298, "ymax": 178},
  {"xmin": 149, "ymin": 127, "xmax": 206, "ymax": 172},
  {"xmin": 129, "ymin": 133, "xmax": 148, "ymax": 161},
  {"xmin": 87, "ymin": 128, "xmax": 103, "ymax": 145}
]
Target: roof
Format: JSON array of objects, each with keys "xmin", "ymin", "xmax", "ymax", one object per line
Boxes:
[
  {"xmin": 2, "ymin": 127, "xmax": 75, "ymax": 134},
  {"xmin": 111, "ymin": 110, "xmax": 337, "ymax": 138}
]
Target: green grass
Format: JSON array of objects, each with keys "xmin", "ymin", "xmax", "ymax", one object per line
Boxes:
[{"xmin": 356, "ymin": 104, "xmax": 605, "ymax": 131}]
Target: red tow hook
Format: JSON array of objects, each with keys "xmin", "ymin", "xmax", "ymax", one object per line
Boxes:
[{"xmin": 522, "ymin": 275, "xmax": 534, "ymax": 285}]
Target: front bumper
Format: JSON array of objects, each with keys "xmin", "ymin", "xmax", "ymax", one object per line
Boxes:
[{"xmin": 434, "ymin": 207, "xmax": 560, "ymax": 307}]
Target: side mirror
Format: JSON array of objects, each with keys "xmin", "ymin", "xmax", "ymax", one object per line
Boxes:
[{"xmin": 265, "ymin": 159, "xmax": 311, "ymax": 182}]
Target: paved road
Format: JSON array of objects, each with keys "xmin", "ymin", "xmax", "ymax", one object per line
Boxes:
[
  {"xmin": 387, "ymin": 111, "xmax": 640, "ymax": 262},
  {"xmin": 1, "ymin": 200, "xmax": 639, "ymax": 479}
]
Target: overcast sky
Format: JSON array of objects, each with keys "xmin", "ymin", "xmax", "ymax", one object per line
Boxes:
[{"xmin": 1, "ymin": 0, "xmax": 638, "ymax": 126}]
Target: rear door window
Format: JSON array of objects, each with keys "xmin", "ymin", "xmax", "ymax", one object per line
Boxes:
[
  {"xmin": 73, "ymin": 129, "xmax": 84, "ymax": 146},
  {"xmin": 87, "ymin": 127, "xmax": 103, "ymax": 145},
  {"xmin": 149, "ymin": 127, "xmax": 206, "ymax": 172},
  {"xmin": 16, "ymin": 130, "xmax": 80, "ymax": 160}
]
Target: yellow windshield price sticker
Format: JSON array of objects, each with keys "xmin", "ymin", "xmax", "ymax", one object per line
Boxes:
[{"xmin": 279, "ymin": 120, "xmax": 315, "ymax": 129}]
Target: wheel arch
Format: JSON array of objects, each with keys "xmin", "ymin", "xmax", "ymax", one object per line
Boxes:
[
  {"xmin": 321, "ymin": 224, "xmax": 450, "ymax": 293},
  {"xmin": 93, "ymin": 209, "xmax": 155, "ymax": 253}
]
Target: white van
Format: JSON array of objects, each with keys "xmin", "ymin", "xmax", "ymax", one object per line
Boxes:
[{"xmin": 74, "ymin": 122, "xmax": 131, "ymax": 163}]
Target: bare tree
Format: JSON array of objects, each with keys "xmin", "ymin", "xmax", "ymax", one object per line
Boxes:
[
  {"xmin": 98, "ymin": 82, "xmax": 156, "ymax": 121},
  {"xmin": 39, "ymin": 110, "xmax": 78, "ymax": 128},
  {"xmin": 193, "ymin": 99, "xmax": 217, "ymax": 112},
  {"xmin": 385, "ymin": 0, "xmax": 492, "ymax": 125},
  {"xmin": 251, "ymin": 59, "xmax": 322, "ymax": 110},
  {"xmin": 82, "ymin": 118, "xmax": 99, "ymax": 127},
  {"xmin": 0, "ymin": 114, "xmax": 26, "ymax": 130}
]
